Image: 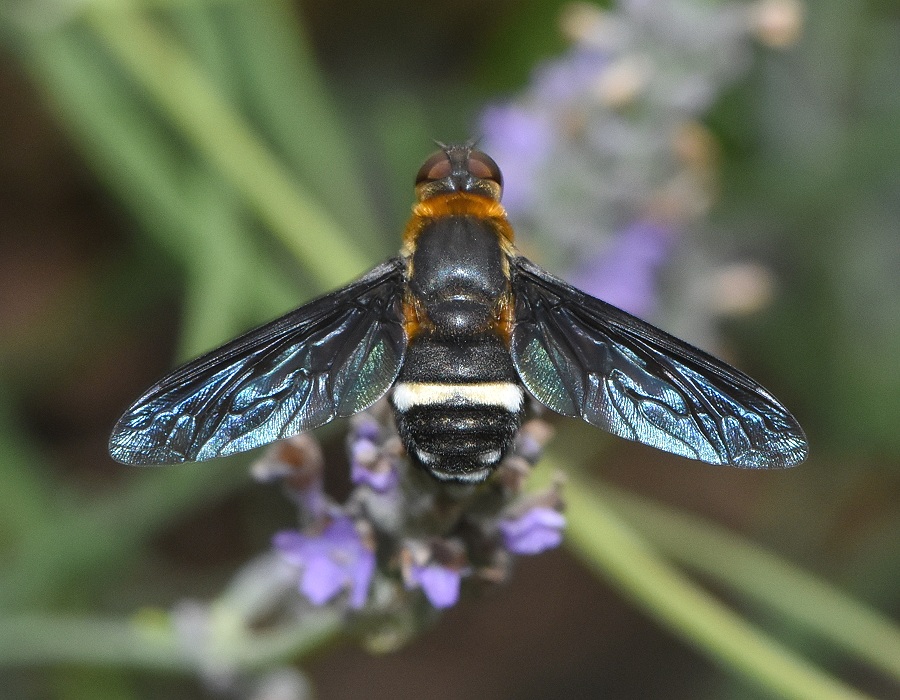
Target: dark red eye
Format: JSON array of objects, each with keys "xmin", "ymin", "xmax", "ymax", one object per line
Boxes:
[
  {"xmin": 415, "ymin": 151, "xmax": 452, "ymax": 185},
  {"xmin": 468, "ymin": 150, "xmax": 503, "ymax": 188}
]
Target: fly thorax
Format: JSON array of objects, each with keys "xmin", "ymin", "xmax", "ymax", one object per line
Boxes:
[{"xmin": 410, "ymin": 216, "xmax": 507, "ymax": 335}]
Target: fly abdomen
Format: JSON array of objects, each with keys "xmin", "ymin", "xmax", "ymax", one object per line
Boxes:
[
  {"xmin": 391, "ymin": 333, "xmax": 524, "ymax": 482},
  {"xmin": 395, "ymin": 404, "xmax": 520, "ymax": 482}
]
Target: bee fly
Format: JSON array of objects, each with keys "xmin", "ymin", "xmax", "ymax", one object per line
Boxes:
[{"xmin": 110, "ymin": 143, "xmax": 808, "ymax": 482}]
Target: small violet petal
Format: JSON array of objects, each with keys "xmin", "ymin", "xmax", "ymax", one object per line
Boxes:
[
  {"xmin": 533, "ymin": 46, "xmax": 611, "ymax": 102},
  {"xmin": 271, "ymin": 530, "xmax": 307, "ymax": 565},
  {"xmin": 349, "ymin": 550, "xmax": 377, "ymax": 609},
  {"xmin": 568, "ymin": 219, "xmax": 674, "ymax": 318},
  {"xmin": 351, "ymin": 460, "xmax": 398, "ymax": 492},
  {"xmin": 500, "ymin": 507, "xmax": 566, "ymax": 555},
  {"xmin": 349, "ymin": 437, "xmax": 398, "ymax": 492},
  {"xmin": 351, "ymin": 415, "xmax": 382, "ymax": 442},
  {"xmin": 478, "ymin": 105, "xmax": 554, "ymax": 214},
  {"xmin": 296, "ymin": 483, "xmax": 330, "ymax": 521},
  {"xmin": 272, "ymin": 517, "xmax": 375, "ymax": 609},
  {"xmin": 410, "ymin": 565, "xmax": 462, "ymax": 609},
  {"xmin": 515, "ymin": 433, "xmax": 545, "ymax": 464},
  {"xmin": 323, "ymin": 516, "xmax": 361, "ymax": 547},
  {"xmin": 301, "ymin": 556, "xmax": 346, "ymax": 605},
  {"xmin": 351, "ymin": 438, "xmax": 379, "ymax": 466}
]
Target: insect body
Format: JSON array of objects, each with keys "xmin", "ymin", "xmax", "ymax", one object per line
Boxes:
[{"xmin": 109, "ymin": 144, "xmax": 808, "ymax": 482}]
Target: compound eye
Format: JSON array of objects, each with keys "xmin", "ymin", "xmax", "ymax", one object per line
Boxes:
[
  {"xmin": 467, "ymin": 150, "xmax": 503, "ymax": 189},
  {"xmin": 415, "ymin": 151, "xmax": 452, "ymax": 185}
]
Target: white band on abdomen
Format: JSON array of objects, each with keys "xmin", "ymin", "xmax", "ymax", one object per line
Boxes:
[{"xmin": 391, "ymin": 381, "xmax": 524, "ymax": 413}]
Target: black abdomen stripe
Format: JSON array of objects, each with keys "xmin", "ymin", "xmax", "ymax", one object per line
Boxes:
[{"xmin": 394, "ymin": 404, "xmax": 521, "ymax": 482}]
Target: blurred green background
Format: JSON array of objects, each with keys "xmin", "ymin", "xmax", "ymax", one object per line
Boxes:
[{"xmin": 0, "ymin": 0, "xmax": 898, "ymax": 698}]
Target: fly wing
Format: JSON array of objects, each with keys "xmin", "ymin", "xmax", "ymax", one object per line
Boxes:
[
  {"xmin": 110, "ymin": 259, "xmax": 407, "ymax": 465},
  {"xmin": 510, "ymin": 256, "xmax": 808, "ymax": 468}
]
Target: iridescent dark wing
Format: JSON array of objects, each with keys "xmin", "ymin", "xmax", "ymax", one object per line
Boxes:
[
  {"xmin": 510, "ymin": 256, "xmax": 808, "ymax": 468},
  {"xmin": 110, "ymin": 259, "xmax": 407, "ymax": 465}
]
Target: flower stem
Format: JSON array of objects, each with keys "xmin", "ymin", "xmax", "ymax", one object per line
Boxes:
[
  {"xmin": 530, "ymin": 456, "xmax": 874, "ymax": 700},
  {"xmin": 0, "ymin": 460, "xmax": 248, "ymax": 609},
  {"xmin": 599, "ymin": 480, "xmax": 900, "ymax": 685},
  {"xmin": 0, "ymin": 608, "xmax": 342, "ymax": 672}
]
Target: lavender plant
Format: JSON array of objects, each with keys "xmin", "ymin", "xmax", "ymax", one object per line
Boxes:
[
  {"xmin": 480, "ymin": 0, "xmax": 801, "ymax": 343},
  {"xmin": 162, "ymin": 408, "xmax": 559, "ymax": 696},
  {"xmin": 260, "ymin": 405, "xmax": 560, "ymax": 614}
]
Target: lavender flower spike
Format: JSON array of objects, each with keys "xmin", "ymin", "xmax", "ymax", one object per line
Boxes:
[{"xmin": 273, "ymin": 516, "xmax": 375, "ymax": 609}]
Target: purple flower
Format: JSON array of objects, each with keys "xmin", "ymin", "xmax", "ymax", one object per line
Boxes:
[
  {"xmin": 351, "ymin": 459, "xmax": 398, "ymax": 492},
  {"xmin": 568, "ymin": 219, "xmax": 674, "ymax": 318},
  {"xmin": 273, "ymin": 517, "xmax": 375, "ymax": 609},
  {"xmin": 513, "ymin": 419, "xmax": 555, "ymax": 465},
  {"xmin": 499, "ymin": 507, "xmax": 566, "ymax": 555},
  {"xmin": 532, "ymin": 46, "xmax": 610, "ymax": 102},
  {"xmin": 349, "ymin": 437, "xmax": 398, "ymax": 492},
  {"xmin": 350, "ymin": 414, "xmax": 382, "ymax": 443},
  {"xmin": 408, "ymin": 564, "xmax": 463, "ymax": 609},
  {"xmin": 478, "ymin": 105, "xmax": 555, "ymax": 214},
  {"xmin": 294, "ymin": 482, "xmax": 331, "ymax": 522}
]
